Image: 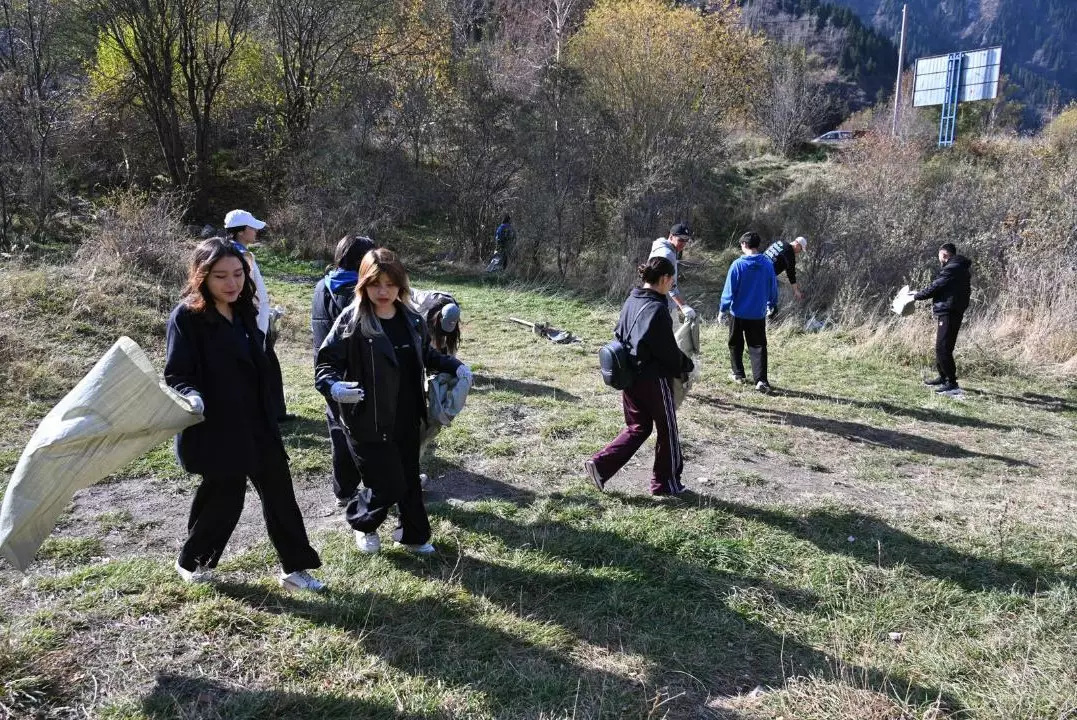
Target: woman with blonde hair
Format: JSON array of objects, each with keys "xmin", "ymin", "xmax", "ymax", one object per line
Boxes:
[{"xmin": 315, "ymin": 248, "xmax": 470, "ymax": 554}]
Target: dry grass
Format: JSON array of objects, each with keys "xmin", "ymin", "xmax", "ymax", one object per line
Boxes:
[{"xmin": 1, "ymin": 240, "xmax": 1076, "ymax": 719}]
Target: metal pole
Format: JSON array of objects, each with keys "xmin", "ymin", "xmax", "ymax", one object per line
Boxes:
[{"xmin": 892, "ymin": 4, "xmax": 908, "ymax": 136}]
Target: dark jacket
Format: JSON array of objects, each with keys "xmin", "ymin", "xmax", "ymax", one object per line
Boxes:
[
  {"xmin": 764, "ymin": 240, "xmax": 797, "ymax": 284},
  {"xmin": 914, "ymin": 255, "xmax": 972, "ymax": 315},
  {"xmin": 314, "ymin": 302, "xmax": 462, "ymax": 443},
  {"xmin": 311, "ymin": 270, "xmax": 357, "ymax": 355},
  {"xmin": 164, "ymin": 302, "xmax": 284, "ymax": 476},
  {"xmin": 617, "ymin": 288, "xmax": 694, "ymax": 381}
]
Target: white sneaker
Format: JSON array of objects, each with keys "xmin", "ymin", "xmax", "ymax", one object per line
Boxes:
[
  {"xmin": 395, "ymin": 541, "xmax": 436, "ymax": 555},
  {"xmin": 278, "ymin": 569, "xmax": 326, "ymax": 592},
  {"xmin": 175, "ymin": 559, "xmax": 213, "ymax": 584},
  {"xmin": 583, "ymin": 459, "xmax": 605, "ymax": 491},
  {"xmin": 355, "ymin": 531, "xmax": 381, "ymax": 554},
  {"xmin": 419, "ymin": 473, "xmax": 429, "ymax": 488}
]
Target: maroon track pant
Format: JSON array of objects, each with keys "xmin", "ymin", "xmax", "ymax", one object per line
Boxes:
[{"xmin": 591, "ymin": 376, "xmax": 685, "ymax": 495}]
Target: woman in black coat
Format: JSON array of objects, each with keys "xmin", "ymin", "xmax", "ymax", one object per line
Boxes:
[
  {"xmin": 315, "ymin": 248, "xmax": 470, "ymax": 555},
  {"xmin": 165, "ymin": 238, "xmax": 324, "ymax": 591},
  {"xmin": 310, "ymin": 234, "xmax": 375, "ymax": 503}
]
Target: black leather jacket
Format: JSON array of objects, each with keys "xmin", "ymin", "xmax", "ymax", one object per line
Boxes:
[
  {"xmin": 314, "ymin": 302, "xmax": 461, "ymax": 443},
  {"xmin": 914, "ymin": 255, "xmax": 972, "ymax": 315}
]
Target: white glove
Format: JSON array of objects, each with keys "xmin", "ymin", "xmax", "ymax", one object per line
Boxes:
[
  {"xmin": 766, "ymin": 306, "xmax": 775, "ymax": 319},
  {"xmin": 330, "ymin": 381, "xmax": 365, "ymax": 404},
  {"xmin": 717, "ymin": 312, "xmax": 728, "ymax": 326},
  {"xmin": 456, "ymin": 364, "xmax": 473, "ymax": 383},
  {"xmin": 681, "ymin": 305, "xmax": 697, "ymax": 321},
  {"xmin": 186, "ymin": 393, "xmax": 205, "ymax": 415}
]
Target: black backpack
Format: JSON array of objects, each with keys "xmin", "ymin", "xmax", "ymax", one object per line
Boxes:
[{"xmin": 598, "ymin": 305, "xmax": 648, "ymax": 390}]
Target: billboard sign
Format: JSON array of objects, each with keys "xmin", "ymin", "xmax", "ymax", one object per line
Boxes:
[{"xmin": 913, "ymin": 46, "xmax": 1002, "ymax": 108}]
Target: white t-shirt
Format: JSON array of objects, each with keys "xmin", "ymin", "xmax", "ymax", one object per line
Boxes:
[{"xmin": 648, "ymin": 238, "xmax": 681, "ymax": 301}]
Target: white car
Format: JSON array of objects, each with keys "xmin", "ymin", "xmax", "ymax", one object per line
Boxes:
[{"xmin": 812, "ymin": 129, "xmax": 857, "ymax": 145}]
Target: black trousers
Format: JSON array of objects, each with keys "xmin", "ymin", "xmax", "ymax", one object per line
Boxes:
[
  {"xmin": 728, "ymin": 317, "xmax": 768, "ymax": 383},
  {"xmin": 326, "ymin": 408, "xmax": 362, "ymax": 501},
  {"xmin": 344, "ymin": 419, "xmax": 429, "ymax": 545},
  {"xmin": 265, "ymin": 329, "xmax": 288, "ymax": 419},
  {"xmin": 179, "ymin": 444, "xmax": 321, "ymax": 574},
  {"xmin": 935, "ymin": 310, "xmax": 964, "ymax": 382}
]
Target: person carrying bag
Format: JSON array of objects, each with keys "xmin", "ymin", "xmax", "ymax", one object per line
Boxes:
[{"xmin": 586, "ymin": 257, "xmax": 694, "ymax": 496}]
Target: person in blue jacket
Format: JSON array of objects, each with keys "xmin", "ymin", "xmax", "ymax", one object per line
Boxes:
[
  {"xmin": 165, "ymin": 238, "xmax": 324, "ymax": 591},
  {"xmin": 311, "ymin": 234, "xmax": 376, "ymax": 504},
  {"xmin": 720, "ymin": 231, "xmax": 779, "ymax": 393}
]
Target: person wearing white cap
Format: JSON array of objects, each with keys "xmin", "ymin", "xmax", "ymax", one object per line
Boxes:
[
  {"xmin": 763, "ymin": 235, "xmax": 808, "ymax": 301},
  {"xmin": 224, "ymin": 209, "xmax": 293, "ymax": 421}
]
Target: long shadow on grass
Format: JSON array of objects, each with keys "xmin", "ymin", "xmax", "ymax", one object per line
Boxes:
[
  {"xmin": 774, "ymin": 388, "xmax": 1049, "ymax": 436},
  {"xmin": 708, "ymin": 501, "xmax": 1074, "ymax": 595},
  {"xmin": 964, "ymin": 389, "xmax": 1077, "ymax": 414},
  {"xmin": 472, "ymin": 373, "xmax": 582, "ymax": 403},
  {"xmin": 696, "ymin": 395, "xmax": 1035, "ymax": 468},
  {"xmin": 212, "ymin": 578, "xmax": 729, "ymax": 719},
  {"xmin": 422, "ymin": 477, "xmax": 962, "ymax": 716},
  {"xmin": 142, "ymin": 673, "xmax": 421, "ymax": 720}
]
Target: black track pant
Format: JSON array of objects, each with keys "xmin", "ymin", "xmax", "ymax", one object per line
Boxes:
[
  {"xmin": 344, "ymin": 420, "xmax": 429, "ymax": 545},
  {"xmin": 935, "ymin": 310, "xmax": 964, "ymax": 383},
  {"xmin": 327, "ymin": 408, "xmax": 362, "ymax": 501},
  {"xmin": 179, "ymin": 445, "xmax": 321, "ymax": 574},
  {"xmin": 728, "ymin": 317, "xmax": 768, "ymax": 384}
]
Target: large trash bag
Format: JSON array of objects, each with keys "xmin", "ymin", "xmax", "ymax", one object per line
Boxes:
[{"xmin": 0, "ymin": 337, "xmax": 202, "ymax": 571}]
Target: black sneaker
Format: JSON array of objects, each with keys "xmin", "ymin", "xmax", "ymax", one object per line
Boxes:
[
  {"xmin": 923, "ymin": 376, "xmax": 946, "ymax": 386},
  {"xmin": 584, "ymin": 459, "xmax": 605, "ymax": 491},
  {"xmin": 935, "ymin": 381, "xmax": 960, "ymax": 394}
]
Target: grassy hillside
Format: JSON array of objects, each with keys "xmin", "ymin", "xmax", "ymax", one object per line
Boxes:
[{"xmin": 0, "ymin": 248, "xmax": 1075, "ymax": 719}]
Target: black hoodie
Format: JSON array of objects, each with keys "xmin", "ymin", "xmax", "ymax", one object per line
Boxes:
[
  {"xmin": 616, "ymin": 288, "xmax": 694, "ymax": 381},
  {"xmin": 914, "ymin": 255, "xmax": 972, "ymax": 315}
]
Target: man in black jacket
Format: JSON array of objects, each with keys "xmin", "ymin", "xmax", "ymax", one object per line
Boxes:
[{"xmin": 913, "ymin": 243, "xmax": 972, "ymax": 393}]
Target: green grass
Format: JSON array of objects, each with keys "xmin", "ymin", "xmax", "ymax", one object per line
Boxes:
[{"xmin": 2, "ymin": 241, "xmax": 1076, "ymax": 719}]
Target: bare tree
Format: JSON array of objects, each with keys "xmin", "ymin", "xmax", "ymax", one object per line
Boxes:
[
  {"xmin": 270, "ymin": 0, "xmax": 408, "ymax": 143},
  {"xmin": 177, "ymin": 0, "xmax": 250, "ymax": 210},
  {"xmin": 89, "ymin": 0, "xmax": 249, "ymax": 213},
  {"xmin": 756, "ymin": 43, "xmax": 830, "ymax": 157},
  {"xmin": 0, "ymin": 0, "xmax": 69, "ymax": 243}
]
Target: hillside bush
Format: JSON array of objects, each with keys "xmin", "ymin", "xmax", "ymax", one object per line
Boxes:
[{"xmin": 757, "ymin": 131, "xmax": 1077, "ymax": 368}]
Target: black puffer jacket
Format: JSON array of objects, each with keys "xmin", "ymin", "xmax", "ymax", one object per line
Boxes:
[
  {"xmin": 914, "ymin": 255, "xmax": 972, "ymax": 315},
  {"xmin": 314, "ymin": 302, "xmax": 461, "ymax": 443},
  {"xmin": 616, "ymin": 288, "xmax": 694, "ymax": 381}
]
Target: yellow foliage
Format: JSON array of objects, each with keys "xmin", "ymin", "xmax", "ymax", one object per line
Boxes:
[
  {"xmin": 87, "ymin": 23, "xmax": 279, "ymax": 111},
  {"xmin": 567, "ymin": 0, "xmax": 764, "ymax": 135},
  {"xmin": 1043, "ymin": 102, "xmax": 1077, "ymax": 147}
]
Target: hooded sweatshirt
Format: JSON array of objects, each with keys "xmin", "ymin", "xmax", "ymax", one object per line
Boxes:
[
  {"xmin": 311, "ymin": 269, "xmax": 358, "ymax": 355},
  {"xmin": 914, "ymin": 255, "xmax": 972, "ymax": 315},
  {"xmin": 720, "ymin": 253, "xmax": 779, "ymax": 320},
  {"xmin": 616, "ymin": 288, "xmax": 694, "ymax": 381}
]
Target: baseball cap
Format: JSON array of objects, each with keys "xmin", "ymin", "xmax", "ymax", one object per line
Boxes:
[
  {"xmin": 224, "ymin": 209, "xmax": 266, "ymax": 230},
  {"xmin": 669, "ymin": 222, "xmax": 692, "ymax": 239},
  {"xmin": 440, "ymin": 303, "xmax": 461, "ymax": 332},
  {"xmin": 793, "ymin": 236, "xmax": 808, "ymax": 249}
]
